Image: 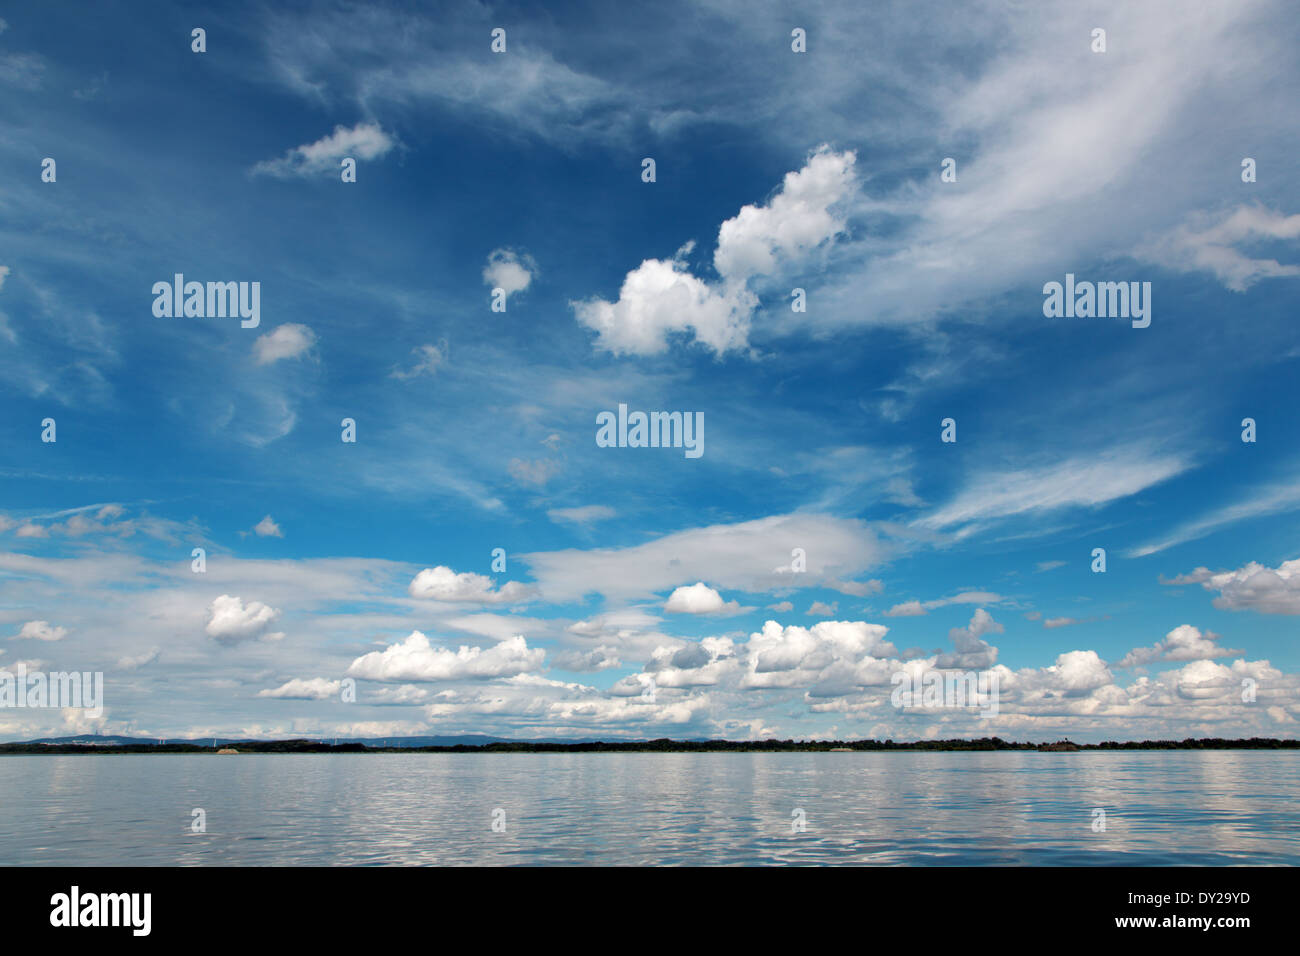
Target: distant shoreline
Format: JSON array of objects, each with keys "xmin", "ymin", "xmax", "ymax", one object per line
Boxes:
[{"xmin": 1, "ymin": 736, "xmax": 1297, "ymax": 755}]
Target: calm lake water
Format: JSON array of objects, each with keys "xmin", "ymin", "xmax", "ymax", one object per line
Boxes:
[{"xmin": 1, "ymin": 751, "xmax": 1296, "ymax": 865}]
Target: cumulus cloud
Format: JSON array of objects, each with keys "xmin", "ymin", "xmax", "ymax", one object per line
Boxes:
[
  {"xmin": 743, "ymin": 619, "xmax": 898, "ymax": 695},
  {"xmin": 561, "ymin": 609, "xmax": 678, "ymax": 663},
  {"xmin": 551, "ymin": 646, "xmax": 622, "ymax": 672},
  {"xmin": 1165, "ymin": 559, "xmax": 1300, "ymax": 615},
  {"xmin": 205, "ymin": 594, "xmax": 282, "ymax": 645},
  {"xmin": 1117, "ymin": 624, "xmax": 1242, "ymax": 668},
  {"xmin": 253, "ymin": 515, "xmax": 283, "ymax": 538},
  {"xmin": 14, "ymin": 620, "xmax": 67, "ymax": 642},
  {"xmin": 483, "ymin": 249, "xmax": 536, "ymax": 301},
  {"xmin": 642, "ymin": 636, "xmax": 739, "ymax": 690},
  {"xmin": 664, "ymin": 582, "xmax": 744, "ymax": 615},
  {"xmin": 1036, "ymin": 650, "xmax": 1113, "ymax": 696},
  {"xmin": 253, "ymin": 324, "xmax": 316, "ymax": 364},
  {"xmin": 408, "ymin": 566, "xmax": 532, "ymax": 604},
  {"xmin": 935, "ymin": 608, "xmax": 1002, "ymax": 669},
  {"xmin": 252, "ymin": 122, "xmax": 395, "ymax": 177},
  {"xmin": 572, "ymin": 244, "xmax": 755, "ymax": 357},
  {"xmin": 258, "ymin": 677, "xmax": 343, "ymax": 700},
  {"xmin": 347, "ymin": 631, "xmax": 544, "ymax": 681},
  {"xmin": 807, "ymin": 600, "xmax": 837, "ymax": 617},
  {"xmin": 572, "ymin": 146, "xmax": 856, "ymax": 356},
  {"xmin": 713, "ymin": 145, "xmax": 857, "ymax": 282}
]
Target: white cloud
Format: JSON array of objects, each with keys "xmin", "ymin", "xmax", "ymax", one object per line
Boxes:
[
  {"xmin": 252, "ymin": 123, "xmax": 395, "ymax": 177},
  {"xmin": 547, "ymin": 505, "xmax": 616, "ymax": 525},
  {"xmin": 922, "ymin": 450, "xmax": 1187, "ymax": 531},
  {"xmin": 0, "ymin": 51, "xmax": 44, "ymax": 90},
  {"xmin": 1266, "ymin": 706, "xmax": 1294, "ymax": 725},
  {"xmin": 253, "ymin": 515, "xmax": 283, "ymax": 538},
  {"xmin": 205, "ymin": 594, "xmax": 282, "ymax": 645},
  {"xmin": 827, "ymin": 578, "xmax": 883, "ymax": 597},
  {"xmin": 807, "ymin": 600, "xmax": 838, "ymax": 617},
  {"xmin": 573, "ymin": 247, "xmax": 755, "ymax": 357},
  {"xmin": 483, "ymin": 249, "xmax": 536, "ymax": 301},
  {"xmin": 347, "ymin": 631, "xmax": 544, "ymax": 681},
  {"xmin": 885, "ymin": 590, "xmax": 1002, "ymax": 617},
  {"xmin": 713, "ymin": 145, "xmax": 857, "ymax": 282},
  {"xmin": 1129, "ymin": 481, "xmax": 1300, "ymax": 557},
  {"xmin": 1166, "ymin": 559, "xmax": 1300, "ymax": 615},
  {"xmin": 1039, "ymin": 650, "xmax": 1113, "ymax": 696},
  {"xmin": 390, "ymin": 342, "xmax": 447, "ymax": 380},
  {"xmin": 808, "ymin": 1, "xmax": 1297, "ymax": 328},
  {"xmin": 267, "ymin": 17, "xmax": 635, "ymax": 149},
  {"xmin": 664, "ymin": 582, "xmax": 744, "ymax": 615},
  {"xmin": 743, "ymin": 619, "xmax": 898, "ymax": 693},
  {"xmin": 521, "ymin": 512, "xmax": 889, "ymax": 604},
  {"xmin": 253, "ymin": 324, "xmax": 316, "ymax": 365},
  {"xmin": 116, "ymin": 648, "xmax": 160, "ymax": 671},
  {"xmin": 551, "ymin": 646, "xmax": 622, "ymax": 672},
  {"xmin": 573, "ymin": 146, "xmax": 856, "ymax": 357},
  {"xmin": 14, "ymin": 620, "xmax": 67, "ymax": 642},
  {"xmin": 258, "ymin": 677, "xmax": 343, "ymax": 700},
  {"xmin": 508, "ymin": 457, "xmax": 560, "ymax": 488},
  {"xmin": 935, "ymin": 608, "xmax": 1002, "ymax": 669},
  {"xmin": 884, "ymin": 600, "xmax": 925, "ymax": 618},
  {"xmin": 1, "ymin": 504, "xmax": 188, "ymax": 545},
  {"xmin": 1138, "ymin": 205, "xmax": 1300, "ymax": 291},
  {"xmin": 408, "ymin": 566, "xmax": 532, "ymax": 604},
  {"xmin": 1118, "ymin": 624, "xmax": 1241, "ymax": 668}
]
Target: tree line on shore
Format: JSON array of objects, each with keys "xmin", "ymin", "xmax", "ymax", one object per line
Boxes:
[{"xmin": 1, "ymin": 736, "xmax": 1297, "ymax": 755}]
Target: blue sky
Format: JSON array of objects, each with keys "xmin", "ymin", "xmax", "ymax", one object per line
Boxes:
[{"xmin": 1, "ymin": 0, "xmax": 1299, "ymax": 742}]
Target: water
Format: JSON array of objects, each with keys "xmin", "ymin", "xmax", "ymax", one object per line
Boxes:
[{"xmin": 1, "ymin": 751, "xmax": 1296, "ymax": 865}]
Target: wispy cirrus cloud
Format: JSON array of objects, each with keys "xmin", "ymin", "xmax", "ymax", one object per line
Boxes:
[
  {"xmin": 921, "ymin": 449, "xmax": 1188, "ymax": 533},
  {"xmin": 1130, "ymin": 479, "xmax": 1300, "ymax": 557}
]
